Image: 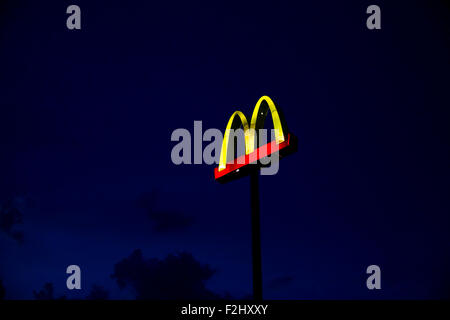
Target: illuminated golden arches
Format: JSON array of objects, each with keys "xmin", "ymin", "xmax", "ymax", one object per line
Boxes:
[
  {"xmin": 218, "ymin": 96, "xmax": 288, "ymax": 171},
  {"xmin": 219, "ymin": 111, "xmax": 252, "ymax": 171},
  {"xmin": 248, "ymin": 95, "xmax": 286, "ymax": 153}
]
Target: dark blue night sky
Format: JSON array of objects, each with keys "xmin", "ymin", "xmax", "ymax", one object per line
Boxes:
[{"xmin": 1, "ymin": 0, "xmax": 449, "ymax": 299}]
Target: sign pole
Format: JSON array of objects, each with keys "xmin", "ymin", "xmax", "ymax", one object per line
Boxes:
[
  {"xmin": 214, "ymin": 96, "xmax": 297, "ymax": 300},
  {"xmin": 250, "ymin": 167, "xmax": 263, "ymax": 300}
]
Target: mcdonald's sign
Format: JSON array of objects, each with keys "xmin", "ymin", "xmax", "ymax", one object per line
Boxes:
[{"xmin": 214, "ymin": 96, "xmax": 297, "ymax": 183}]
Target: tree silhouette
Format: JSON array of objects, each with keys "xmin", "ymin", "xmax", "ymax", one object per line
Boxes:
[
  {"xmin": 33, "ymin": 283, "xmax": 66, "ymax": 300},
  {"xmin": 86, "ymin": 285, "xmax": 109, "ymax": 300}
]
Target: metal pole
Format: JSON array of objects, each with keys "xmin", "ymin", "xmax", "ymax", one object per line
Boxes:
[{"xmin": 250, "ymin": 168, "xmax": 262, "ymax": 300}]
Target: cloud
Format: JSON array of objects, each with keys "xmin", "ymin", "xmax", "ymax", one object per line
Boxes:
[
  {"xmin": 111, "ymin": 249, "xmax": 221, "ymax": 299},
  {"xmin": 0, "ymin": 279, "xmax": 5, "ymax": 300},
  {"xmin": 268, "ymin": 275, "xmax": 295, "ymax": 290},
  {"xmin": 137, "ymin": 191, "xmax": 194, "ymax": 233},
  {"xmin": 0, "ymin": 199, "xmax": 24, "ymax": 244}
]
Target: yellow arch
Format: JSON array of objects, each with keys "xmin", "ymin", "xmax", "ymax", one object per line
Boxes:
[
  {"xmin": 218, "ymin": 96, "xmax": 287, "ymax": 171},
  {"xmin": 248, "ymin": 95, "xmax": 286, "ymax": 153},
  {"xmin": 218, "ymin": 111, "xmax": 251, "ymax": 171}
]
